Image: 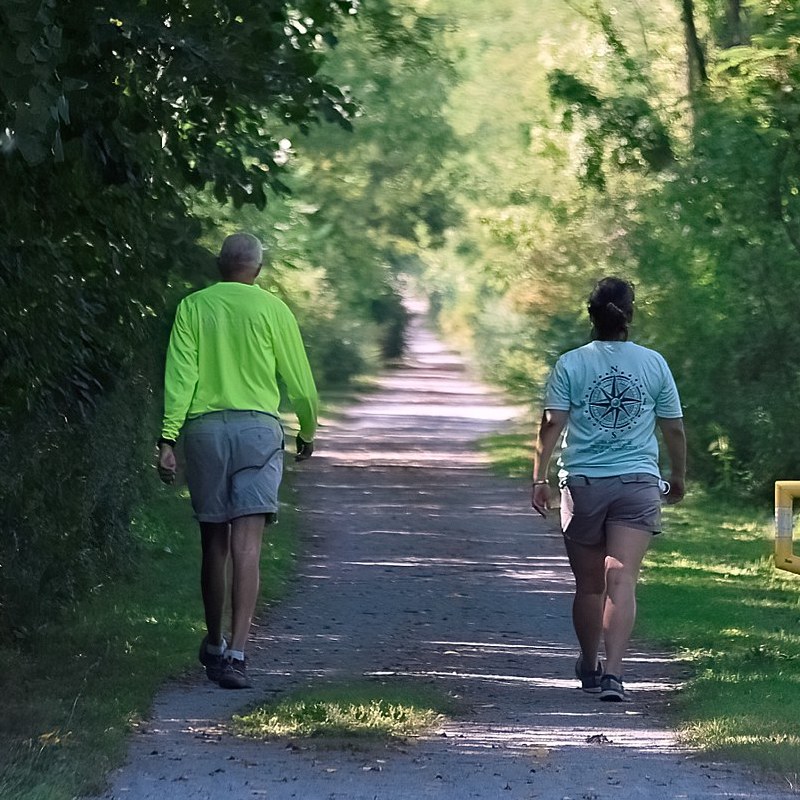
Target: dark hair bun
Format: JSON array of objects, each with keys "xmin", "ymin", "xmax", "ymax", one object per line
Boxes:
[{"xmin": 588, "ymin": 278, "xmax": 634, "ymax": 339}]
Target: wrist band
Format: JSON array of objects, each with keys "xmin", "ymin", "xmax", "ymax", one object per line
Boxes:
[
  {"xmin": 157, "ymin": 437, "xmax": 176, "ymax": 448},
  {"xmin": 532, "ymin": 479, "xmax": 548, "ymax": 485}
]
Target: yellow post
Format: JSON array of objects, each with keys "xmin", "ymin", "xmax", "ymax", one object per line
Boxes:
[{"xmin": 774, "ymin": 481, "xmax": 800, "ymax": 575}]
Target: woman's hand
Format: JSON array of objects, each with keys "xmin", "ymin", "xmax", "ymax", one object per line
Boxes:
[
  {"xmin": 531, "ymin": 409, "xmax": 568, "ymax": 520},
  {"xmin": 665, "ymin": 475, "xmax": 685, "ymax": 504},
  {"xmin": 531, "ymin": 482, "xmax": 551, "ymax": 518}
]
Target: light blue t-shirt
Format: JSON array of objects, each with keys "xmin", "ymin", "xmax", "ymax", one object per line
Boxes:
[{"xmin": 544, "ymin": 340, "xmax": 682, "ymax": 479}]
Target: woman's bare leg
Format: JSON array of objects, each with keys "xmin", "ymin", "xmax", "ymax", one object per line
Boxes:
[
  {"xmin": 603, "ymin": 525, "xmax": 651, "ymax": 677},
  {"xmin": 563, "ymin": 536, "xmax": 606, "ymax": 670}
]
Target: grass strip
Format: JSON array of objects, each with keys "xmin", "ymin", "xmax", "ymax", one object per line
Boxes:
[
  {"xmin": 637, "ymin": 496, "xmax": 800, "ymax": 783},
  {"xmin": 0, "ymin": 485, "xmax": 298, "ymax": 800},
  {"xmin": 233, "ymin": 680, "xmax": 456, "ymax": 741},
  {"xmin": 479, "ymin": 430, "xmax": 800, "ymax": 784}
]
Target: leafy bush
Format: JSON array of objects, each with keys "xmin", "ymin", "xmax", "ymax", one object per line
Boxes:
[
  {"xmin": 0, "ymin": 0, "xmax": 360, "ymax": 634},
  {"xmin": 0, "ymin": 349, "xmax": 162, "ymax": 637},
  {"xmin": 0, "ymin": 0, "xmax": 456, "ymax": 634}
]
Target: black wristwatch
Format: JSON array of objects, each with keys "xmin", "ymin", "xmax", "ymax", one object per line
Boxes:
[{"xmin": 157, "ymin": 437, "xmax": 177, "ymax": 448}]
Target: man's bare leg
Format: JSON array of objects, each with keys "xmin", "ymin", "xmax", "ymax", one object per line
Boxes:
[
  {"xmin": 229, "ymin": 513, "xmax": 267, "ymax": 654},
  {"xmin": 200, "ymin": 522, "xmax": 231, "ymax": 647}
]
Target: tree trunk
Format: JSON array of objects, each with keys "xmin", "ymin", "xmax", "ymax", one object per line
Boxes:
[
  {"xmin": 681, "ymin": 0, "xmax": 708, "ymax": 91},
  {"xmin": 721, "ymin": 0, "xmax": 748, "ymax": 47}
]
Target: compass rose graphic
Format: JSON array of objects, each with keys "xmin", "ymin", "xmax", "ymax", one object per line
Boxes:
[{"xmin": 585, "ymin": 370, "xmax": 644, "ymax": 431}]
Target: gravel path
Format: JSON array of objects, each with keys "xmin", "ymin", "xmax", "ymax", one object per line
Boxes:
[{"xmin": 102, "ymin": 308, "xmax": 794, "ymax": 800}]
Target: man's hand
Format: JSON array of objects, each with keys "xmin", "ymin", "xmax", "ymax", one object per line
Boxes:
[
  {"xmin": 157, "ymin": 444, "xmax": 177, "ymax": 484},
  {"xmin": 295, "ymin": 434, "xmax": 314, "ymax": 462}
]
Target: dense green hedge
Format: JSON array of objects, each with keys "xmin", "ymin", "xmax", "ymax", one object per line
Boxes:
[
  {"xmin": 0, "ymin": 0, "xmax": 455, "ymax": 635},
  {"xmin": 0, "ymin": 0, "xmax": 356, "ymax": 635}
]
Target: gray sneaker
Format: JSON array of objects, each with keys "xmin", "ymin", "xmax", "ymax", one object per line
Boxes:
[
  {"xmin": 198, "ymin": 636, "xmax": 226, "ymax": 683},
  {"xmin": 599, "ymin": 673, "xmax": 625, "ymax": 702},
  {"xmin": 219, "ymin": 656, "xmax": 251, "ymax": 689},
  {"xmin": 575, "ymin": 657, "xmax": 603, "ymax": 693}
]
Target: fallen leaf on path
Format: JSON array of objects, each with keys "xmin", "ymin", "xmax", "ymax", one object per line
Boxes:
[
  {"xmin": 585, "ymin": 733, "xmax": 612, "ymax": 744},
  {"xmin": 528, "ymin": 746, "xmax": 549, "ymax": 758}
]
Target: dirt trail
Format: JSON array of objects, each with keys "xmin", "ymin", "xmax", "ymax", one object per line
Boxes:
[{"xmin": 102, "ymin": 306, "xmax": 794, "ymax": 799}]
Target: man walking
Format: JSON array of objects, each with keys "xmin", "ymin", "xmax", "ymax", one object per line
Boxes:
[{"xmin": 157, "ymin": 232, "xmax": 318, "ymax": 689}]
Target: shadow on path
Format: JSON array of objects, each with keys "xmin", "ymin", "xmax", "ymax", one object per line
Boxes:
[{"xmin": 102, "ymin": 307, "xmax": 793, "ymax": 799}]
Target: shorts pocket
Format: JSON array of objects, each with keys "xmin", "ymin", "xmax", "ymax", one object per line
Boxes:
[
  {"xmin": 233, "ymin": 424, "xmax": 282, "ymax": 469},
  {"xmin": 564, "ymin": 482, "xmax": 608, "ymax": 518}
]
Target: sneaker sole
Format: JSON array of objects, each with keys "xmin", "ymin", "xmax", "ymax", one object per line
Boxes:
[{"xmin": 219, "ymin": 676, "xmax": 251, "ymax": 690}]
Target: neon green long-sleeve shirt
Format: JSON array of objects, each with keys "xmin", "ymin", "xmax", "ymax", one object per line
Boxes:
[{"xmin": 161, "ymin": 282, "xmax": 318, "ymax": 442}]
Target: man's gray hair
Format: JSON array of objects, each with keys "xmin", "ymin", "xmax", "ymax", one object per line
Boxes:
[{"xmin": 218, "ymin": 232, "xmax": 264, "ymax": 273}]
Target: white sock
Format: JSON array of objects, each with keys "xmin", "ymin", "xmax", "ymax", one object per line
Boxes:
[
  {"xmin": 206, "ymin": 637, "xmax": 227, "ymax": 656},
  {"xmin": 227, "ymin": 649, "xmax": 245, "ymax": 662}
]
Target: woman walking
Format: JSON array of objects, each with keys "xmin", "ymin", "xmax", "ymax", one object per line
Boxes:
[{"xmin": 531, "ymin": 277, "xmax": 686, "ymax": 701}]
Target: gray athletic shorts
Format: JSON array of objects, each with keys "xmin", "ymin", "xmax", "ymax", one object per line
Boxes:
[
  {"xmin": 182, "ymin": 410, "xmax": 284, "ymax": 523},
  {"xmin": 560, "ymin": 473, "xmax": 662, "ymax": 546}
]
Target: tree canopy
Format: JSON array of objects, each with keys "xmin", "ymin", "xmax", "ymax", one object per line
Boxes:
[
  {"xmin": 4, "ymin": 0, "xmax": 800, "ymax": 633},
  {"xmin": 417, "ymin": 0, "xmax": 800, "ymax": 495},
  {"xmin": 0, "ymin": 0, "xmax": 457, "ymax": 632}
]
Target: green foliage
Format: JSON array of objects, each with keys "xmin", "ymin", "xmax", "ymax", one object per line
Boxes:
[
  {"xmin": 597, "ymin": 2, "xmax": 800, "ymax": 491},
  {"xmin": 549, "ymin": 68, "xmax": 674, "ymax": 189},
  {"xmin": 421, "ymin": 0, "xmax": 800, "ymax": 496},
  {"xmin": 0, "ymin": 358, "xmax": 159, "ymax": 636},
  {"xmin": 192, "ymin": 0, "xmax": 456, "ymax": 383},
  {"xmin": 0, "ymin": 0, "xmax": 458, "ymax": 634}
]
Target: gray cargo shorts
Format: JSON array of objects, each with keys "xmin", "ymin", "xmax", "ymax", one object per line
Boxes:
[
  {"xmin": 560, "ymin": 473, "xmax": 662, "ymax": 546},
  {"xmin": 182, "ymin": 410, "xmax": 284, "ymax": 523}
]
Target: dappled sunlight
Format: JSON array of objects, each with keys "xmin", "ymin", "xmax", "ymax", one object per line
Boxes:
[
  {"xmin": 356, "ymin": 403, "xmax": 521, "ymax": 422},
  {"xmin": 38, "ymin": 0, "xmax": 800, "ymax": 794},
  {"xmin": 646, "ymin": 554, "xmax": 761, "ymax": 577},
  {"xmin": 435, "ymin": 721, "xmax": 681, "ymax": 754},
  {"xmin": 349, "ymin": 669, "xmax": 685, "ymax": 755},
  {"xmin": 365, "ymin": 671, "xmax": 678, "ymax": 695},
  {"xmin": 375, "ymin": 374, "xmax": 502, "ymax": 397},
  {"xmin": 352, "ymin": 529, "xmax": 451, "ymax": 538},
  {"xmin": 315, "ymin": 447, "xmax": 496, "ymax": 466},
  {"xmin": 341, "ymin": 555, "xmax": 569, "ymax": 570},
  {"xmin": 248, "ymin": 305, "xmax": 712, "ymax": 789}
]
